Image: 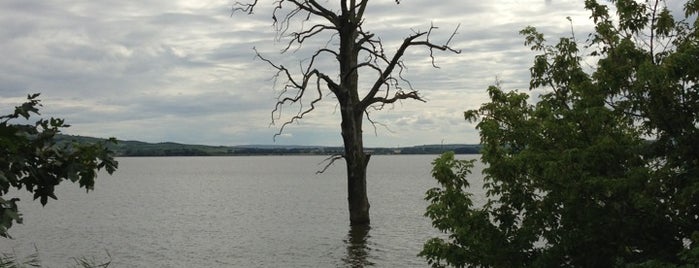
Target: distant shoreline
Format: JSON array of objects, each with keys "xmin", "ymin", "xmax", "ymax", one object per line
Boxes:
[{"xmin": 57, "ymin": 134, "xmax": 481, "ymax": 157}]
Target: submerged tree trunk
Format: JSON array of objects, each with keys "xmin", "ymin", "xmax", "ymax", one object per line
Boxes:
[
  {"xmin": 341, "ymin": 108, "xmax": 371, "ymax": 225},
  {"xmin": 338, "ymin": 12, "xmax": 370, "ymax": 226}
]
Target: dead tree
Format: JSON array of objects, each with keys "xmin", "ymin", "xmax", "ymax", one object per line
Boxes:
[{"xmin": 233, "ymin": 0, "xmax": 459, "ymax": 225}]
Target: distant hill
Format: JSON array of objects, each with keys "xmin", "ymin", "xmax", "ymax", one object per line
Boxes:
[{"xmin": 56, "ymin": 135, "xmax": 481, "ymax": 157}]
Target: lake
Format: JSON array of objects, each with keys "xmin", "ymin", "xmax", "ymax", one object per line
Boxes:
[{"xmin": 0, "ymin": 155, "xmax": 484, "ymax": 267}]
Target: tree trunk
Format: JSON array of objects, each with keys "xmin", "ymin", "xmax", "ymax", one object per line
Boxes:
[
  {"xmin": 341, "ymin": 108, "xmax": 371, "ymax": 225},
  {"xmin": 337, "ymin": 12, "xmax": 370, "ymax": 225}
]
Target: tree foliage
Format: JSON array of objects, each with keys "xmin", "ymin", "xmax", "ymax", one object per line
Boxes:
[
  {"xmin": 0, "ymin": 94, "xmax": 118, "ymax": 238},
  {"xmin": 422, "ymin": 0, "xmax": 698, "ymax": 266}
]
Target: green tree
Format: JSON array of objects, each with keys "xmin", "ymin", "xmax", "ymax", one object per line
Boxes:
[
  {"xmin": 233, "ymin": 0, "xmax": 459, "ymax": 225},
  {"xmin": 0, "ymin": 94, "xmax": 118, "ymax": 238},
  {"xmin": 422, "ymin": 0, "xmax": 698, "ymax": 266}
]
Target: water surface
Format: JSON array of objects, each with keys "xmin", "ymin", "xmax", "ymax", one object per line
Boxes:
[{"xmin": 0, "ymin": 155, "xmax": 483, "ymax": 267}]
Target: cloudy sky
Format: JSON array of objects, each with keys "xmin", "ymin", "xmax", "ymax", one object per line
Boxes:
[{"xmin": 0, "ymin": 0, "xmax": 660, "ymax": 146}]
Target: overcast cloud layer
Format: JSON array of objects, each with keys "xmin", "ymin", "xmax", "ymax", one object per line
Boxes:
[{"xmin": 0, "ymin": 1, "xmax": 624, "ymax": 146}]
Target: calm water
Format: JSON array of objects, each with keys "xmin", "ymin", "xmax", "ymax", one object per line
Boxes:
[{"xmin": 0, "ymin": 155, "xmax": 484, "ymax": 267}]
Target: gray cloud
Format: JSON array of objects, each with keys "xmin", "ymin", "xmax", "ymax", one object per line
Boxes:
[{"xmin": 0, "ymin": 0, "xmax": 613, "ymax": 146}]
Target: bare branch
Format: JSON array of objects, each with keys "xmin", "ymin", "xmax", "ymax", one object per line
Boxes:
[
  {"xmin": 341, "ymin": 0, "xmax": 348, "ymax": 14},
  {"xmin": 305, "ymin": 0, "xmax": 339, "ymax": 22},
  {"xmin": 253, "ymin": 47, "xmax": 337, "ymax": 141},
  {"xmin": 282, "ymin": 23, "xmax": 337, "ymax": 52},
  {"xmin": 411, "ymin": 23, "xmax": 462, "ymax": 68},
  {"xmin": 234, "ymin": 1, "xmax": 340, "ymax": 45},
  {"xmin": 231, "ymin": 0, "xmax": 259, "ymax": 15},
  {"xmin": 649, "ymin": 0, "xmax": 660, "ymax": 64},
  {"xmin": 369, "ymin": 90, "xmax": 426, "ymax": 106},
  {"xmin": 316, "ymin": 154, "xmax": 344, "ymax": 174},
  {"xmin": 272, "ymin": 75, "xmax": 323, "ymax": 141},
  {"xmin": 356, "ymin": 0, "xmax": 368, "ymax": 21},
  {"xmin": 276, "ymin": 1, "xmax": 338, "ymax": 27},
  {"xmin": 359, "ymin": 24, "xmax": 461, "ymax": 110},
  {"xmin": 364, "ymin": 110, "xmax": 395, "ymax": 136},
  {"xmin": 304, "ymin": 49, "xmax": 341, "ymax": 92}
]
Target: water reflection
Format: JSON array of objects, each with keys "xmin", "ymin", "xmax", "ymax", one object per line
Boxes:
[{"xmin": 342, "ymin": 224, "xmax": 374, "ymax": 267}]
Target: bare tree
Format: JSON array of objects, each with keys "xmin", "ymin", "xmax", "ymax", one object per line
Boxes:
[{"xmin": 233, "ymin": 0, "xmax": 459, "ymax": 225}]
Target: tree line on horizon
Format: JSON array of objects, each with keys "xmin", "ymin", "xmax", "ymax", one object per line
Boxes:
[{"xmin": 55, "ymin": 135, "xmax": 482, "ymax": 157}]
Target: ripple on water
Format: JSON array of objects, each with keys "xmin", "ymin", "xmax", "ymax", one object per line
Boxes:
[{"xmin": 0, "ymin": 155, "xmax": 483, "ymax": 267}]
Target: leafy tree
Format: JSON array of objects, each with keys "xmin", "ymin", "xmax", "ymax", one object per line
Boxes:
[
  {"xmin": 422, "ymin": 0, "xmax": 698, "ymax": 267},
  {"xmin": 233, "ymin": 0, "xmax": 459, "ymax": 225},
  {"xmin": 0, "ymin": 94, "xmax": 118, "ymax": 238}
]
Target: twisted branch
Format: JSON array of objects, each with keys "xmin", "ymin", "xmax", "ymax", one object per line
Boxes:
[
  {"xmin": 235, "ymin": 1, "xmax": 460, "ymax": 142},
  {"xmin": 316, "ymin": 154, "xmax": 344, "ymax": 174},
  {"xmin": 359, "ymin": 23, "xmax": 461, "ymax": 110},
  {"xmin": 254, "ymin": 47, "xmax": 338, "ymax": 141}
]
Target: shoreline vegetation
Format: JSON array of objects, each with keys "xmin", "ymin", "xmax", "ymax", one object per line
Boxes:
[{"xmin": 57, "ymin": 135, "xmax": 481, "ymax": 157}]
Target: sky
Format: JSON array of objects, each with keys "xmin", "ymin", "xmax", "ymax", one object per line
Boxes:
[{"xmin": 0, "ymin": 1, "xmax": 681, "ymax": 147}]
